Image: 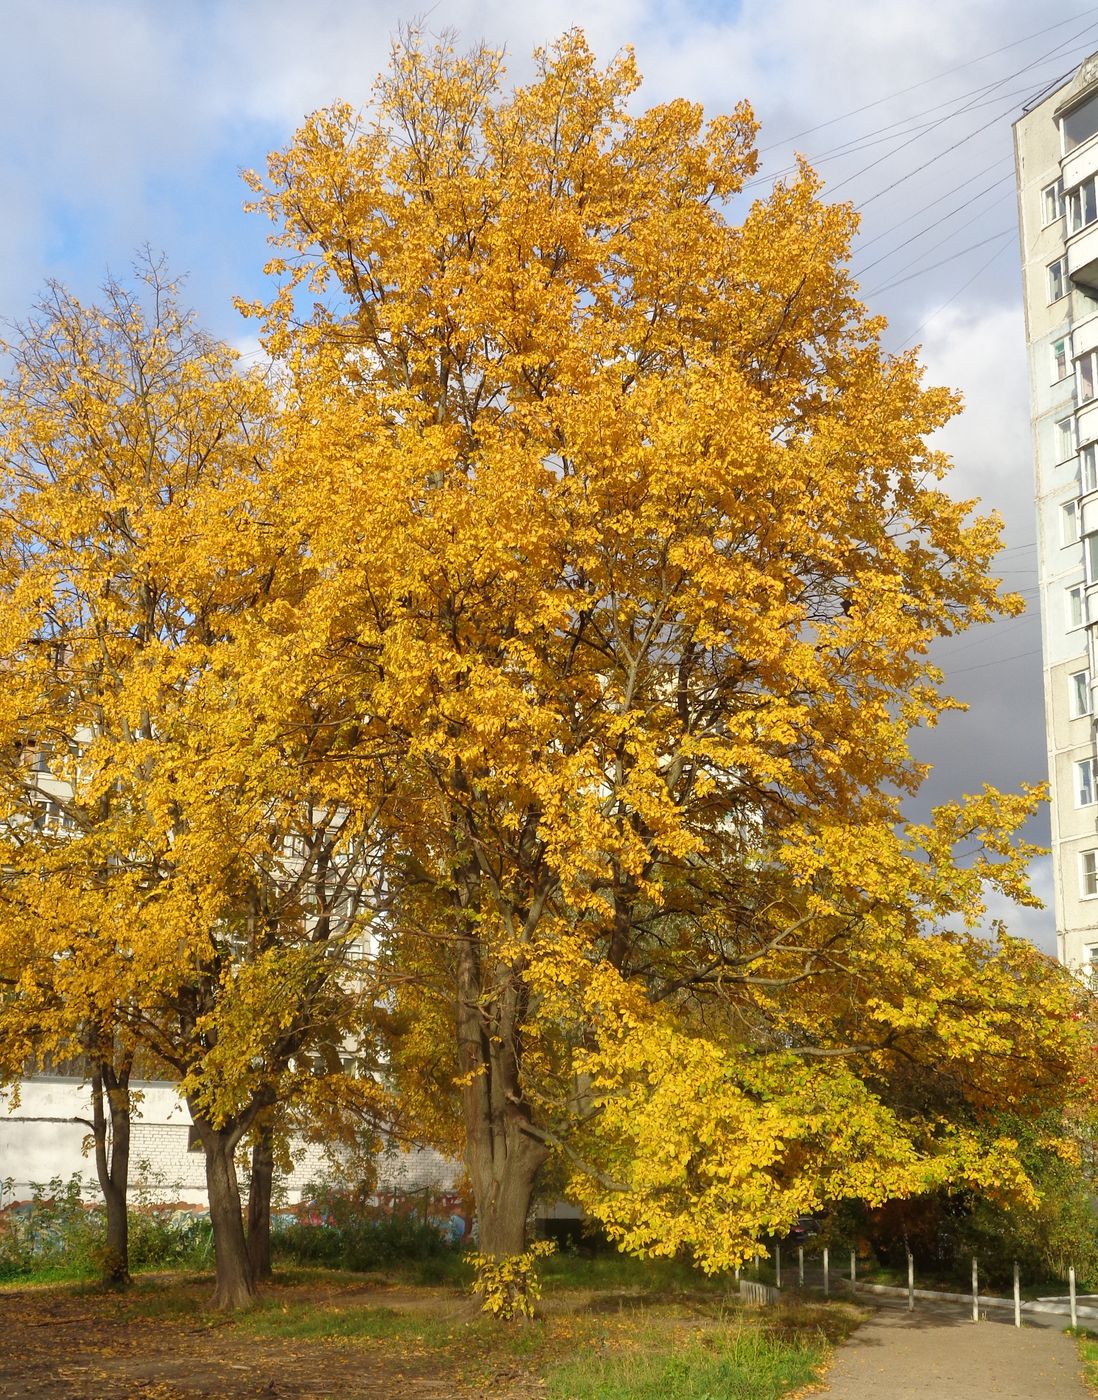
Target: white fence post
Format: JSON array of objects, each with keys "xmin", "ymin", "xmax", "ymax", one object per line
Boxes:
[
  {"xmin": 971, "ymin": 1257, "xmax": 978, "ymax": 1323},
  {"xmin": 798, "ymin": 1245, "xmax": 804, "ymax": 1287},
  {"xmin": 907, "ymin": 1250, "xmax": 914, "ymax": 1311},
  {"xmin": 823, "ymin": 1245, "xmax": 829, "ymax": 1297},
  {"xmin": 850, "ymin": 1248, "xmax": 856, "ymax": 1290},
  {"xmin": 775, "ymin": 1243, "xmax": 781, "ymax": 1289},
  {"xmin": 1071, "ymin": 1265, "xmax": 1078, "ymax": 1331},
  {"xmin": 1013, "ymin": 1260, "xmax": 1021, "ymax": 1328}
]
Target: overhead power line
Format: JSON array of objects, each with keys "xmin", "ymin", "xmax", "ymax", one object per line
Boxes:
[
  {"xmin": 833, "ymin": 19, "xmax": 1098, "ymax": 206},
  {"xmin": 947, "ymin": 647, "xmax": 1043, "ymax": 675},
  {"xmin": 864, "ymin": 228, "xmax": 1016, "ymax": 297},
  {"xmin": 853, "ymin": 160, "xmax": 1014, "ymax": 256},
  {"xmin": 852, "ymin": 180, "xmax": 1015, "ymax": 279},
  {"xmin": 895, "ymin": 238, "xmax": 1018, "ymax": 348},
  {"xmin": 758, "ymin": 9, "xmax": 1098, "ymax": 152}
]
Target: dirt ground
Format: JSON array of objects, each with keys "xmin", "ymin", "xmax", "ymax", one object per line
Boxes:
[{"xmin": 0, "ymin": 1281, "xmax": 542, "ymax": 1400}]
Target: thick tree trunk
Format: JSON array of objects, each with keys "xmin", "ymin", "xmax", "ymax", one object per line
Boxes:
[
  {"xmin": 456, "ymin": 933, "xmax": 548, "ymax": 1263},
  {"xmin": 469, "ymin": 1132, "xmax": 546, "ymax": 1259},
  {"xmin": 195, "ymin": 1118, "xmax": 256, "ymax": 1310},
  {"xmin": 246, "ymin": 1125, "xmax": 275, "ymax": 1284},
  {"xmin": 90, "ymin": 1060, "xmax": 131, "ymax": 1287}
]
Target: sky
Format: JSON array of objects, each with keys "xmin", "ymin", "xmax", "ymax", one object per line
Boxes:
[{"xmin": 3, "ymin": 0, "xmax": 1093, "ymax": 950}]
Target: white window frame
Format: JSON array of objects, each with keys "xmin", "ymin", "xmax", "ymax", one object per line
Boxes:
[
  {"xmin": 1068, "ymin": 583, "xmax": 1085, "ymax": 629},
  {"xmin": 1076, "ymin": 756, "xmax": 1097, "ymax": 807},
  {"xmin": 1053, "ymin": 336, "xmax": 1070, "ymax": 382},
  {"xmin": 1044, "ymin": 178, "xmax": 1065, "ymax": 226},
  {"xmin": 1083, "ymin": 443, "xmax": 1098, "ymax": 494},
  {"xmin": 1072, "ymin": 669, "xmax": 1092, "ymax": 718},
  {"xmin": 1050, "ymin": 258, "xmax": 1068, "ymax": 303},
  {"xmin": 1081, "ymin": 850, "xmax": 1098, "ymax": 899},
  {"xmin": 1069, "ymin": 176, "xmax": 1098, "ymax": 234},
  {"xmin": 1064, "ymin": 499, "xmax": 1081, "ymax": 545},
  {"xmin": 1058, "ymin": 415, "xmax": 1077, "ymax": 461}
]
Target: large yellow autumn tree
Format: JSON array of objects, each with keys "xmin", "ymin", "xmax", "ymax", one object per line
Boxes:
[{"xmin": 234, "ymin": 29, "xmax": 1089, "ymax": 1282}]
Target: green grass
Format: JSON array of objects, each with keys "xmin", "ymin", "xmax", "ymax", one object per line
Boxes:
[
  {"xmin": 545, "ymin": 1328, "xmax": 826, "ymax": 1400},
  {"xmin": 1074, "ymin": 1329, "xmax": 1098, "ymax": 1394},
  {"xmin": 239, "ymin": 1301, "xmax": 456, "ymax": 1344},
  {"xmin": 0, "ymin": 1262, "xmax": 862, "ymax": 1400}
]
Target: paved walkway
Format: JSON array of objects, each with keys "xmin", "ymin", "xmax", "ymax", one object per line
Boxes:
[{"xmin": 821, "ymin": 1302, "xmax": 1093, "ymax": 1398}]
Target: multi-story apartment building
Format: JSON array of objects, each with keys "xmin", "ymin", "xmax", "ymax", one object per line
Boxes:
[{"xmin": 1015, "ymin": 56, "xmax": 1098, "ymax": 973}]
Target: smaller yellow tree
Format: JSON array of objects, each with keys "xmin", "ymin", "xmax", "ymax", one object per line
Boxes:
[{"xmin": 0, "ymin": 264, "xmax": 389, "ymax": 1308}]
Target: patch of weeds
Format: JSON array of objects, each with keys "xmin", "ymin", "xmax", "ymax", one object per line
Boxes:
[{"xmin": 545, "ymin": 1325, "xmax": 826, "ymax": 1400}]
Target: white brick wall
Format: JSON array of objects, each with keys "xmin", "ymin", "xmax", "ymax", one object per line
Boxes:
[{"xmin": 0, "ymin": 1078, "xmax": 459, "ymax": 1208}]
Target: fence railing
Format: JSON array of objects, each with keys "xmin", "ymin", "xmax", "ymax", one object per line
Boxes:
[{"xmin": 736, "ymin": 1244, "xmax": 1087, "ymax": 1329}]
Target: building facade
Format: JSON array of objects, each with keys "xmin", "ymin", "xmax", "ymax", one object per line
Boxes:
[{"xmin": 1015, "ymin": 57, "xmax": 1098, "ymax": 973}]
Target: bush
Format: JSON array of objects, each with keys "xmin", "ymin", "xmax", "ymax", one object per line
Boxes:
[
  {"xmin": 128, "ymin": 1209, "xmax": 214, "ymax": 1271},
  {"xmin": 0, "ymin": 1174, "xmax": 103, "ymax": 1280},
  {"xmin": 273, "ymin": 1213, "xmax": 455, "ymax": 1272}
]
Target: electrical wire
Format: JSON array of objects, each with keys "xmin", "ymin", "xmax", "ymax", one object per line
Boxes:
[
  {"xmin": 749, "ymin": 22, "xmax": 1098, "ymax": 202},
  {"xmin": 947, "ymin": 647, "xmax": 1043, "ymax": 675},
  {"xmin": 864, "ymin": 228, "xmax": 1016, "ymax": 297},
  {"xmin": 852, "ymin": 184, "xmax": 1015, "ymax": 279},
  {"xmin": 895, "ymin": 238, "xmax": 1019, "ymax": 348},
  {"xmin": 853, "ymin": 163, "xmax": 1014, "ymax": 257},
  {"xmin": 758, "ymin": 9, "xmax": 1098, "ymax": 153}
]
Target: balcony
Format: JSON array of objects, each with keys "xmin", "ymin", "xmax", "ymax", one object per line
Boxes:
[
  {"xmin": 1077, "ymin": 399, "xmax": 1098, "ymax": 449},
  {"xmin": 1081, "ymin": 489, "xmax": 1098, "ymax": 536},
  {"xmin": 1068, "ymin": 222, "xmax": 1098, "ymax": 291}
]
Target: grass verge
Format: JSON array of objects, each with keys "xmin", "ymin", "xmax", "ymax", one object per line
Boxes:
[{"xmin": 1075, "ymin": 1329, "xmax": 1098, "ymax": 1394}]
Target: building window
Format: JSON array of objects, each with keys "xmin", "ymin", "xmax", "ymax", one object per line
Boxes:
[
  {"xmin": 1064, "ymin": 499, "xmax": 1081, "ymax": 545},
  {"xmin": 1058, "ymin": 415, "xmax": 1077, "ymax": 461},
  {"xmin": 1069, "ymin": 583, "xmax": 1085, "ymax": 629},
  {"xmin": 1063, "ymin": 92, "xmax": 1098, "ymax": 154},
  {"xmin": 1084, "ymin": 443, "xmax": 1098, "ymax": 494},
  {"xmin": 1076, "ymin": 756, "xmax": 1098, "ymax": 807},
  {"xmin": 1082, "ymin": 850, "xmax": 1098, "ymax": 898},
  {"xmin": 1070, "ymin": 176, "xmax": 1098, "ymax": 234},
  {"xmin": 1044, "ymin": 178, "xmax": 1065, "ymax": 225},
  {"xmin": 1054, "ymin": 337, "xmax": 1070, "ymax": 381},
  {"xmin": 1050, "ymin": 258, "xmax": 1068, "ymax": 303},
  {"xmin": 1072, "ymin": 670, "xmax": 1092, "ymax": 718}
]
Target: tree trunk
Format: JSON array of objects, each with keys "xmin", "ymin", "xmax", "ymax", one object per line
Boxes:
[
  {"xmin": 90, "ymin": 1059, "xmax": 131, "ymax": 1287},
  {"xmin": 456, "ymin": 933, "xmax": 548, "ymax": 1262},
  {"xmin": 195, "ymin": 1117, "xmax": 256, "ymax": 1310},
  {"xmin": 247, "ymin": 1124, "xmax": 275, "ymax": 1284}
]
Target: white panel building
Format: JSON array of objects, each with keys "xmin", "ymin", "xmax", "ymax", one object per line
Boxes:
[{"xmin": 1015, "ymin": 56, "xmax": 1098, "ymax": 972}]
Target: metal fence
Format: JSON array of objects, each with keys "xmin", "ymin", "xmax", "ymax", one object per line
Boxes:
[{"xmin": 735, "ymin": 1244, "xmax": 1089, "ymax": 1329}]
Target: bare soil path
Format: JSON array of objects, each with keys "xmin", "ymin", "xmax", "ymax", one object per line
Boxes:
[{"xmin": 821, "ymin": 1301, "xmax": 1092, "ymax": 1399}]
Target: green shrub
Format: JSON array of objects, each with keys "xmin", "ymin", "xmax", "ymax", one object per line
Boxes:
[
  {"xmin": 0, "ymin": 1174, "xmax": 103, "ymax": 1280},
  {"xmin": 273, "ymin": 1214, "xmax": 454, "ymax": 1272},
  {"xmin": 129, "ymin": 1210, "xmax": 214, "ymax": 1271}
]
